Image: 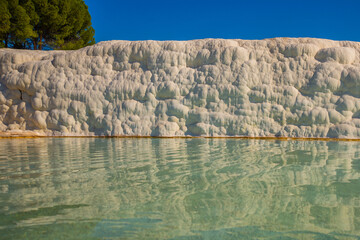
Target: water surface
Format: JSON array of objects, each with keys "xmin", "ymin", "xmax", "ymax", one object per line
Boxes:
[{"xmin": 0, "ymin": 138, "xmax": 359, "ymax": 239}]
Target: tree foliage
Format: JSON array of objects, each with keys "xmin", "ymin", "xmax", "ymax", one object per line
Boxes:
[
  {"xmin": 0, "ymin": 0, "xmax": 95, "ymax": 50},
  {"xmin": 0, "ymin": 1, "xmax": 11, "ymax": 48}
]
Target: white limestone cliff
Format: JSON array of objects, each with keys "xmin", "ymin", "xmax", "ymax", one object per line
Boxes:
[{"xmin": 0, "ymin": 38, "xmax": 359, "ymax": 138}]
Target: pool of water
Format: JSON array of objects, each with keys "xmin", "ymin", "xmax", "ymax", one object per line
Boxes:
[{"xmin": 0, "ymin": 138, "xmax": 359, "ymax": 239}]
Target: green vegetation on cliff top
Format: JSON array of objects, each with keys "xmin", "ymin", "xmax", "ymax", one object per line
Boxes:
[{"xmin": 0, "ymin": 0, "xmax": 95, "ymax": 50}]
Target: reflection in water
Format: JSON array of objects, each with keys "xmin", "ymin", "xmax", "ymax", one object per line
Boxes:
[{"xmin": 0, "ymin": 138, "xmax": 359, "ymax": 239}]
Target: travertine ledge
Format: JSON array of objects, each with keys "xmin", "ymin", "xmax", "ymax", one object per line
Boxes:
[{"xmin": 0, "ymin": 38, "xmax": 360, "ymax": 138}]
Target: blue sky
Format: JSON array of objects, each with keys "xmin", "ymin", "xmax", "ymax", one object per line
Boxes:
[{"xmin": 84, "ymin": 0, "xmax": 360, "ymax": 43}]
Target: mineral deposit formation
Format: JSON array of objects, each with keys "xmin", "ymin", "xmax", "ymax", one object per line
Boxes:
[{"xmin": 0, "ymin": 38, "xmax": 360, "ymax": 138}]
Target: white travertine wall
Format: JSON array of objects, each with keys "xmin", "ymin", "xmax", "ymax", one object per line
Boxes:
[{"xmin": 0, "ymin": 38, "xmax": 360, "ymax": 138}]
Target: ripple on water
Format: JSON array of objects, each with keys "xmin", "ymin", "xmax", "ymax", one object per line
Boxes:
[{"xmin": 0, "ymin": 138, "xmax": 359, "ymax": 239}]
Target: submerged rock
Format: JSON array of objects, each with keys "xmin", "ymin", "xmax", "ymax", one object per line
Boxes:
[{"xmin": 0, "ymin": 38, "xmax": 359, "ymax": 138}]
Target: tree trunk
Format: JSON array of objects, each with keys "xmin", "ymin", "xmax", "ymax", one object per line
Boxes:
[
  {"xmin": 32, "ymin": 39, "xmax": 38, "ymax": 50},
  {"xmin": 39, "ymin": 34, "xmax": 43, "ymax": 50},
  {"xmin": 4, "ymin": 34, "xmax": 8, "ymax": 48}
]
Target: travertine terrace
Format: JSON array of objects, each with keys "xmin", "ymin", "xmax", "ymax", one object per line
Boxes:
[{"xmin": 0, "ymin": 38, "xmax": 359, "ymax": 138}]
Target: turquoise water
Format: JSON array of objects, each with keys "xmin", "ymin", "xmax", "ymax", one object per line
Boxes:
[{"xmin": 0, "ymin": 138, "xmax": 359, "ymax": 240}]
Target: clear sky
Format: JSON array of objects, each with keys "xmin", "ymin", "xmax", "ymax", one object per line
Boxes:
[{"xmin": 84, "ymin": 0, "xmax": 360, "ymax": 43}]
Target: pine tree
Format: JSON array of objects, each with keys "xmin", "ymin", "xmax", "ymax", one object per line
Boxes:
[
  {"xmin": 0, "ymin": 0, "xmax": 95, "ymax": 50},
  {"xmin": 21, "ymin": 0, "xmax": 40, "ymax": 49},
  {"xmin": 55, "ymin": 0, "xmax": 95, "ymax": 50},
  {"xmin": 10, "ymin": 2, "xmax": 37, "ymax": 48},
  {"xmin": 0, "ymin": 1, "xmax": 11, "ymax": 47}
]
